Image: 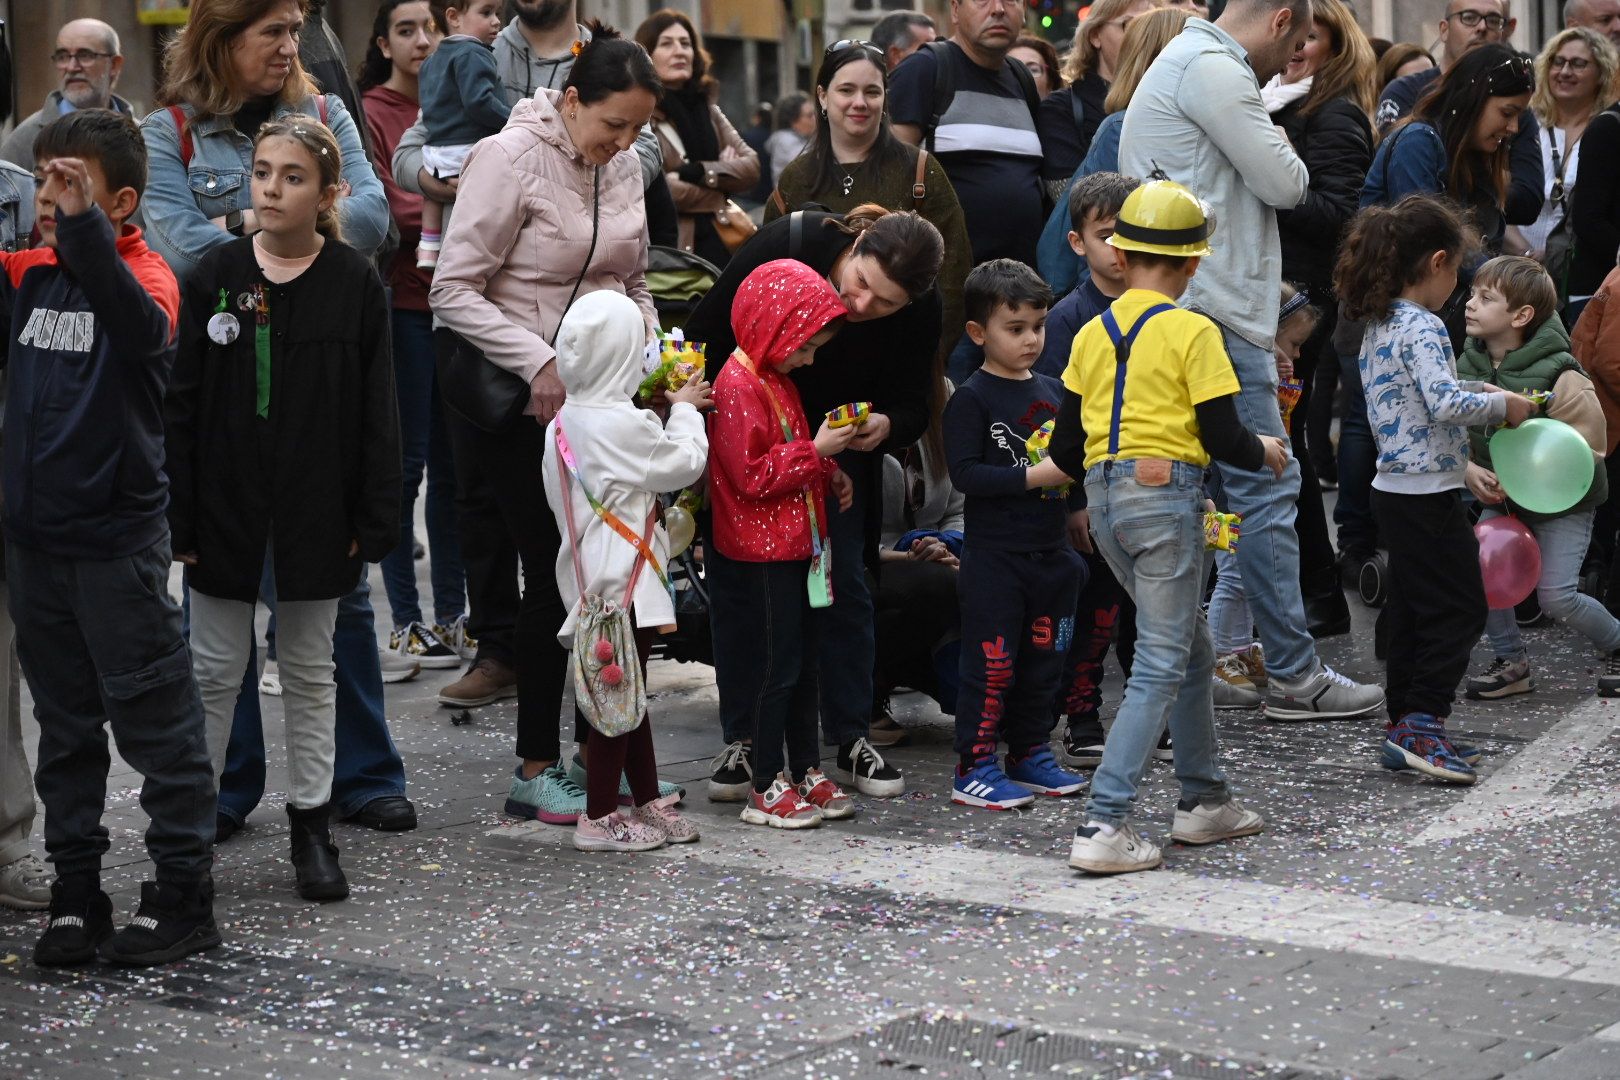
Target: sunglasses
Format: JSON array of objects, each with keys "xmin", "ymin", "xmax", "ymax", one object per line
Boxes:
[{"xmin": 826, "ymin": 38, "xmax": 885, "ymax": 61}]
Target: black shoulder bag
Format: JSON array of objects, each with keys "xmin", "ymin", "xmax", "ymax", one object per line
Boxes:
[{"xmin": 438, "ymin": 166, "xmax": 603, "ymax": 432}]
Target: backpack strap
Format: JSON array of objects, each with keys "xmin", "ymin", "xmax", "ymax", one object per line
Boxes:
[
  {"xmin": 1070, "ymin": 86, "xmax": 1086, "ymax": 134},
  {"xmin": 1100, "ymin": 303, "xmax": 1176, "ymax": 457},
  {"xmin": 923, "ymin": 41, "xmax": 956, "ymax": 154},
  {"xmin": 911, "ymin": 148, "xmax": 928, "ymax": 210},
  {"xmin": 168, "ymin": 105, "xmax": 193, "ymax": 169},
  {"xmin": 316, "ymin": 93, "xmax": 329, "ymax": 126},
  {"xmin": 788, "ymin": 210, "xmax": 805, "ymax": 261},
  {"xmin": 1004, "ymin": 56, "xmax": 1041, "ymax": 122},
  {"xmin": 771, "ymin": 187, "xmax": 788, "ymax": 217}
]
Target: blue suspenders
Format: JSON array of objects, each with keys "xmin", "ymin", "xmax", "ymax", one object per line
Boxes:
[{"xmin": 1099, "ymin": 304, "xmax": 1176, "ymax": 456}]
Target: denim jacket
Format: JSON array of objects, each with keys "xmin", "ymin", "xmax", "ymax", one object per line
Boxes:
[
  {"xmin": 137, "ymin": 94, "xmax": 389, "ymax": 287},
  {"xmin": 0, "ymin": 161, "xmax": 34, "ymax": 252}
]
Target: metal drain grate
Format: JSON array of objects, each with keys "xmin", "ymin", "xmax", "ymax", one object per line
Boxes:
[{"xmin": 749, "ymin": 1012, "xmax": 1335, "ymax": 1079}]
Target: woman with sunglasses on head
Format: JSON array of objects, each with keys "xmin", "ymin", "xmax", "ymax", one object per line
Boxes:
[
  {"xmin": 1037, "ymin": 0, "xmax": 1160, "ymax": 203},
  {"xmin": 765, "ymin": 40, "xmax": 971, "ymax": 403},
  {"xmin": 1511, "ymin": 28, "xmax": 1617, "ymax": 302}
]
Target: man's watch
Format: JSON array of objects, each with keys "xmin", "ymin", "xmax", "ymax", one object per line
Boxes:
[{"xmin": 225, "ymin": 209, "xmax": 245, "ymax": 236}]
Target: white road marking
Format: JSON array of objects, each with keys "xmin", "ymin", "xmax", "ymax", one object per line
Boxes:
[
  {"xmin": 495, "ymin": 814, "xmax": 1620, "ymax": 986},
  {"xmin": 1413, "ymin": 697, "xmax": 1620, "ymax": 845}
]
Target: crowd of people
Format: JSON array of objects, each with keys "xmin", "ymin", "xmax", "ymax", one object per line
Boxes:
[{"xmin": 1, "ymin": 0, "xmax": 1619, "ymax": 969}]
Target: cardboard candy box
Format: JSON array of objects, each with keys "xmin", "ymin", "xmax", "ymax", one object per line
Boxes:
[
  {"xmin": 639, "ymin": 333, "xmax": 707, "ymax": 399},
  {"xmin": 1025, "ymin": 419, "xmax": 1072, "ymax": 501},
  {"xmin": 826, "ymin": 401, "xmax": 872, "ymax": 429}
]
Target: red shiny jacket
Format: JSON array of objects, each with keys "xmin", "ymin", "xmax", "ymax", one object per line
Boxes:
[{"xmin": 707, "ymin": 353, "xmax": 837, "ymax": 562}]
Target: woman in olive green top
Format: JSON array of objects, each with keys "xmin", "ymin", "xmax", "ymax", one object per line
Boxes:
[{"xmin": 765, "ymin": 40, "xmax": 970, "ymax": 370}]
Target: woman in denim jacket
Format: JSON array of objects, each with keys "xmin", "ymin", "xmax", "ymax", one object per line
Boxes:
[{"xmin": 137, "ymin": 0, "xmax": 388, "ymax": 288}]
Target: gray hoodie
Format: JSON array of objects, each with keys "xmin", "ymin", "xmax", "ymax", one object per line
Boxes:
[{"xmin": 1119, "ymin": 18, "xmax": 1308, "ymax": 351}]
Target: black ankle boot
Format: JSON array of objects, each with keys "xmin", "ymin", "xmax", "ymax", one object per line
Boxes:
[
  {"xmin": 100, "ymin": 877, "xmax": 220, "ymax": 967},
  {"xmin": 286, "ymin": 804, "xmax": 348, "ymax": 902},
  {"xmin": 1304, "ymin": 588, "xmax": 1352, "ymax": 638},
  {"xmin": 35, "ymin": 874, "xmax": 113, "ymax": 967}
]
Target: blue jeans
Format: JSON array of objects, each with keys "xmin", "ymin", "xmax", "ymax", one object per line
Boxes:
[
  {"xmin": 378, "ymin": 308, "xmax": 464, "ymax": 628},
  {"xmin": 1334, "ymin": 349, "xmax": 1379, "ymax": 557},
  {"xmin": 1083, "ymin": 461, "xmax": 1230, "ymax": 825},
  {"xmin": 1206, "ymin": 327, "xmax": 1315, "ymax": 682},
  {"xmin": 216, "ymin": 569, "xmax": 407, "ymax": 823},
  {"xmin": 1483, "ymin": 507, "xmax": 1620, "ymax": 659}
]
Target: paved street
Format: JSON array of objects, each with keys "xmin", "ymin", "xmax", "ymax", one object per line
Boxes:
[{"xmin": 4, "ymin": 552, "xmax": 1620, "ymax": 1080}]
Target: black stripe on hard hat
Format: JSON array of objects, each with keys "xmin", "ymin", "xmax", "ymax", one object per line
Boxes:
[{"xmin": 1113, "ymin": 219, "xmax": 1211, "ymax": 245}]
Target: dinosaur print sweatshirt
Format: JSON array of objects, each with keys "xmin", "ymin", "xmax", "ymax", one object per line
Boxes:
[{"xmin": 1360, "ymin": 299, "xmax": 1507, "ymax": 496}]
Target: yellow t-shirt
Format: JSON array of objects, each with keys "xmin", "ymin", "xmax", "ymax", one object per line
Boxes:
[{"xmin": 1061, "ymin": 288, "xmax": 1241, "ymax": 470}]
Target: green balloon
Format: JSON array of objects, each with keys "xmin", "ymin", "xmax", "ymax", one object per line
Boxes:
[{"xmin": 1489, "ymin": 418, "xmax": 1595, "ymax": 514}]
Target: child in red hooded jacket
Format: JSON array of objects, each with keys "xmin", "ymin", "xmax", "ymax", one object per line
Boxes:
[{"xmin": 707, "ymin": 259, "xmax": 860, "ymax": 829}]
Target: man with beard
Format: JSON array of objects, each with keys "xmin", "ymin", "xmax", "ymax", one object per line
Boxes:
[{"xmin": 1, "ymin": 19, "xmax": 132, "ymax": 169}]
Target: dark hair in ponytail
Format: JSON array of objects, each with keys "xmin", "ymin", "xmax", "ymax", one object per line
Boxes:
[
  {"xmin": 828, "ymin": 204, "xmax": 944, "ymax": 300},
  {"xmin": 565, "ymin": 21, "xmax": 663, "ymax": 105},
  {"xmin": 1334, "ymin": 195, "xmax": 1474, "ymax": 322}
]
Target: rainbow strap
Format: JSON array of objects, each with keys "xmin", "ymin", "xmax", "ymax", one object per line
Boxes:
[{"xmin": 554, "ymin": 423, "xmax": 672, "ymax": 595}]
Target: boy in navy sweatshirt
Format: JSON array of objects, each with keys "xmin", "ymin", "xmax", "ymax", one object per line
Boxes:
[
  {"xmin": 1, "ymin": 111, "xmax": 218, "ymax": 967},
  {"xmin": 944, "ymin": 259, "xmax": 1090, "ymax": 811}
]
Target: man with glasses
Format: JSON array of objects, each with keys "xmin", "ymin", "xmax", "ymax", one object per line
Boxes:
[
  {"xmin": 1566, "ymin": 0, "xmax": 1620, "ymax": 49},
  {"xmin": 1376, "ymin": 1, "xmax": 1542, "ymax": 225},
  {"xmin": 0, "ymin": 19, "xmax": 131, "ymax": 169}
]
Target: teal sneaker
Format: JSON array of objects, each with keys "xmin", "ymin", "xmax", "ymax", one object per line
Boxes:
[
  {"xmin": 568, "ymin": 753, "xmax": 686, "ymax": 806},
  {"xmin": 504, "ymin": 763, "xmax": 586, "ymax": 825}
]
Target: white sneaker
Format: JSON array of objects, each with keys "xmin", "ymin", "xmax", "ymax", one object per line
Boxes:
[
  {"xmin": 438, "ymin": 614, "xmax": 478, "ymax": 660},
  {"xmin": 0, "ymin": 853, "xmax": 50, "ymax": 910},
  {"xmin": 1069, "ymin": 821, "xmax": 1162, "ymax": 874},
  {"xmin": 259, "ymin": 660, "xmax": 282, "ymax": 697},
  {"xmin": 1170, "ymin": 797, "xmax": 1264, "ymax": 845},
  {"xmin": 1265, "ymin": 664, "xmax": 1384, "ymax": 721},
  {"xmin": 379, "ymin": 648, "xmax": 421, "ymax": 684}
]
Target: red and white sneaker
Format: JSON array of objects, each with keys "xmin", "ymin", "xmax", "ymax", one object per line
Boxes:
[
  {"xmin": 796, "ymin": 768, "xmax": 855, "ymax": 820},
  {"xmin": 739, "ymin": 776, "xmax": 824, "ymax": 830}
]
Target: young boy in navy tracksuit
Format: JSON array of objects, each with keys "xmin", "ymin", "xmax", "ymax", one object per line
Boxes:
[
  {"xmin": 944, "ymin": 259, "xmax": 1090, "ymax": 811},
  {"xmin": 1, "ymin": 111, "xmax": 218, "ymax": 967}
]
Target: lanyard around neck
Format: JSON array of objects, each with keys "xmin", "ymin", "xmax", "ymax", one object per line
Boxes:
[
  {"xmin": 554, "ymin": 422, "xmax": 672, "ymax": 594},
  {"xmin": 731, "ymin": 349, "xmax": 825, "ymax": 552}
]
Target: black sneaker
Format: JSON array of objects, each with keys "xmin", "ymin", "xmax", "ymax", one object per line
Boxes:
[
  {"xmin": 707, "ymin": 741, "xmax": 753, "ymax": 802},
  {"xmin": 836, "ymin": 737, "xmax": 905, "ymax": 797},
  {"xmin": 1153, "ymin": 728, "xmax": 1173, "ymax": 762},
  {"xmin": 34, "ymin": 877, "xmax": 113, "ymax": 967},
  {"xmin": 388, "ymin": 621, "xmax": 461, "ymax": 669},
  {"xmin": 1600, "ymin": 651, "xmax": 1620, "ymax": 698},
  {"xmin": 100, "ymin": 879, "xmax": 222, "ymax": 967},
  {"xmin": 1061, "ymin": 713, "xmax": 1106, "ymax": 767}
]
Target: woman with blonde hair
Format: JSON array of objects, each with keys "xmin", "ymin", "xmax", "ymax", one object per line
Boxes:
[
  {"xmin": 1036, "ymin": 0, "xmax": 1160, "ymax": 200},
  {"xmin": 1035, "ymin": 5, "xmax": 1189, "ymax": 293},
  {"xmin": 1264, "ymin": 0, "xmax": 1377, "ymax": 639},
  {"xmin": 1515, "ymin": 27, "xmax": 1618, "ymax": 308}
]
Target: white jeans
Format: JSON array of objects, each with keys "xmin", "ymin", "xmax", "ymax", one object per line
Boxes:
[{"xmin": 189, "ymin": 590, "xmax": 339, "ymax": 809}]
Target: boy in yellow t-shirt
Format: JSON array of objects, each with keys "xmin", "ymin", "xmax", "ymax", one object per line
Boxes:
[{"xmin": 1045, "ymin": 179, "xmax": 1287, "ymax": 876}]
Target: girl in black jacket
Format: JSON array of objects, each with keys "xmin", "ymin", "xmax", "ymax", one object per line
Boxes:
[{"xmin": 165, "ymin": 119, "xmax": 401, "ymax": 904}]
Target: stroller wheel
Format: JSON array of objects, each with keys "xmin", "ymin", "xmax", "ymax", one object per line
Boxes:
[
  {"xmin": 1357, "ymin": 552, "xmax": 1389, "ymax": 608},
  {"xmin": 1515, "ymin": 592, "xmax": 1546, "ymax": 628}
]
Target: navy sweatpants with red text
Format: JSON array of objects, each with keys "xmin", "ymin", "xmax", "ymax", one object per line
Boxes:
[{"xmin": 954, "ymin": 544, "xmax": 1086, "ymax": 759}]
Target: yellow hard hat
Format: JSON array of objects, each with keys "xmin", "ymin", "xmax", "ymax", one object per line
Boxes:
[{"xmin": 1106, "ymin": 178, "xmax": 1215, "ymax": 257}]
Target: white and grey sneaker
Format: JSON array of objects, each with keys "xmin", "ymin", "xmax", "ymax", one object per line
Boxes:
[
  {"xmin": 1211, "ymin": 652, "xmax": 1263, "ymax": 709},
  {"xmin": 1069, "ymin": 821, "xmax": 1162, "ymax": 874},
  {"xmin": 1170, "ymin": 797, "xmax": 1264, "ymax": 845},
  {"xmin": 389, "ymin": 621, "xmax": 460, "ymax": 669},
  {"xmin": 379, "ymin": 649, "xmax": 422, "ymax": 684},
  {"xmin": 1465, "ymin": 655, "xmax": 1534, "ymax": 700},
  {"xmin": 0, "ymin": 853, "xmax": 50, "ymax": 910},
  {"xmin": 836, "ymin": 737, "xmax": 905, "ymax": 797},
  {"xmin": 707, "ymin": 741, "xmax": 753, "ymax": 802},
  {"xmin": 1264, "ymin": 664, "xmax": 1384, "ymax": 721}
]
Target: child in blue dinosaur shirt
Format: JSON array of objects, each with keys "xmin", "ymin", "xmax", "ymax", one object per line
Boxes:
[{"xmin": 1334, "ymin": 195, "xmax": 1538, "ymax": 787}]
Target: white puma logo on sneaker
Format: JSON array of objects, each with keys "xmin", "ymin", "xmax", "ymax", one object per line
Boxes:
[
  {"xmin": 130, "ymin": 915, "xmax": 159, "ymax": 931},
  {"xmin": 49, "ymin": 914, "xmax": 84, "ymax": 928}
]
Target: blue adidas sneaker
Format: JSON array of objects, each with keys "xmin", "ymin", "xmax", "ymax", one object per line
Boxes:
[
  {"xmin": 1005, "ymin": 744, "xmax": 1087, "ymax": 796},
  {"xmin": 952, "ymin": 759, "xmax": 1036, "ymax": 810},
  {"xmin": 1380, "ymin": 713, "xmax": 1476, "ymax": 784}
]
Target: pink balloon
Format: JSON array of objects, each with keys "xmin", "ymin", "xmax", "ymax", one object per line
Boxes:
[{"xmin": 1475, "ymin": 515, "xmax": 1542, "ymax": 610}]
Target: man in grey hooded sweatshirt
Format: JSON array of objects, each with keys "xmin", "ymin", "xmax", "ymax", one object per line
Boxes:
[{"xmin": 1120, "ymin": 0, "xmax": 1387, "ymax": 722}]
